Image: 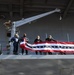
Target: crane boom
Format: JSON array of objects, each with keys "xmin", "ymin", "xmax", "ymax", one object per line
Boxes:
[{"xmin": 13, "ymin": 8, "xmax": 60, "ymax": 27}]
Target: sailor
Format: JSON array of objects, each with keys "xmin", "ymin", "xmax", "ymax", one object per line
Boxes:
[
  {"xmin": 20, "ymin": 33, "xmax": 29, "ymax": 55},
  {"xmin": 34, "ymin": 35, "xmax": 43, "ymax": 55},
  {"xmin": 11, "ymin": 33, "xmax": 19, "ymax": 55},
  {"xmin": 45, "ymin": 35, "xmax": 57, "ymax": 55}
]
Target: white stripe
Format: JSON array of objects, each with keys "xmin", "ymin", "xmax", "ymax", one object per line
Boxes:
[{"xmin": 20, "ymin": 42, "xmax": 26, "ymax": 44}]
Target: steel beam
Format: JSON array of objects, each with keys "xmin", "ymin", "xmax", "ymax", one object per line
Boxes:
[{"xmin": 63, "ymin": 0, "xmax": 73, "ymax": 18}]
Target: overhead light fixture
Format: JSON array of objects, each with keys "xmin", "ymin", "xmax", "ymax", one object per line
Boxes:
[{"xmin": 59, "ymin": 15, "xmax": 62, "ymax": 20}]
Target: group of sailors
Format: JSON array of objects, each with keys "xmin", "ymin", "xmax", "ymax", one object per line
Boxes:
[{"xmin": 10, "ymin": 33, "xmax": 57, "ymax": 55}]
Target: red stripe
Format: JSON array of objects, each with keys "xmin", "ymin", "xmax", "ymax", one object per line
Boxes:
[{"xmin": 34, "ymin": 41, "xmax": 74, "ymax": 44}]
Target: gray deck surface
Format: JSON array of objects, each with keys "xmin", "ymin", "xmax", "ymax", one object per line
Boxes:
[{"xmin": 0, "ymin": 59, "xmax": 74, "ymax": 75}]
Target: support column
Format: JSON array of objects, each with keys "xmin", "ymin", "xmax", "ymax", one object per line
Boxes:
[
  {"xmin": 10, "ymin": 22, "xmax": 16, "ymax": 54},
  {"xmin": 20, "ymin": 0, "xmax": 24, "ymax": 18}
]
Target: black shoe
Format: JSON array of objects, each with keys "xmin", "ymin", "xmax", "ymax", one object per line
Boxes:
[{"xmin": 48, "ymin": 52, "xmax": 52, "ymax": 55}]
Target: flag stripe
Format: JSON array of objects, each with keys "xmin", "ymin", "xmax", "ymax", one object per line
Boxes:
[{"xmin": 20, "ymin": 41, "xmax": 74, "ymax": 53}]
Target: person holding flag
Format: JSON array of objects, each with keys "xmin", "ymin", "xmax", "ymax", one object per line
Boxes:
[
  {"xmin": 20, "ymin": 33, "xmax": 29, "ymax": 55},
  {"xmin": 34, "ymin": 35, "xmax": 43, "ymax": 55}
]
